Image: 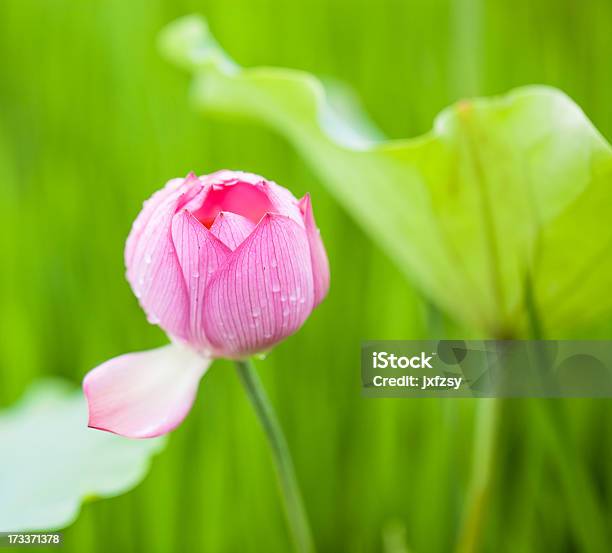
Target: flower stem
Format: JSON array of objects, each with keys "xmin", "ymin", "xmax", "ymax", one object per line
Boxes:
[
  {"xmin": 454, "ymin": 397, "xmax": 502, "ymax": 553},
  {"xmin": 456, "ymin": 277, "xmax": 543, "ymax": 553},
  {"xmin": 235, "ymin": 359, "xmax": 316, "ymax": 553}
]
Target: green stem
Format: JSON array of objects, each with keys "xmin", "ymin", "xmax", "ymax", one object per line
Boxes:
[
  {"xmin": 456, "ymin": 275, "xmax": 543, "ymax": 552},
  {"xmin": 235, "ymin": 359, "xmax": 316, "ymax": 553},
  {"xmin": 454, "ymin": 397, "xmax": 501, "ymax": 553}
]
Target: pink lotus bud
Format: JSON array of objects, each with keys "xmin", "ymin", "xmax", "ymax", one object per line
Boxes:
[{"xmin": 83, "ymin": 171, "xmax": 329, "ymax": 438}]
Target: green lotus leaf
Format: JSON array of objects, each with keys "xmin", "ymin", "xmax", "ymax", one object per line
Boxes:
[
  {"xmin": 160, "ymin": 15, "xmax": 612, "ymax": 337},
  {"xmin": 0, "ymin": 379, "xmax": 165, "ymax": 531}
]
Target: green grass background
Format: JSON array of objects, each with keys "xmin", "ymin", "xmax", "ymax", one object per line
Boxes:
[{"xmin": 1, "ymin": 0, "xmax": 612, "ymax": 551}]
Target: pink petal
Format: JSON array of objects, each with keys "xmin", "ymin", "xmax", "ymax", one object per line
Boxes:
[
  {"xmin": 264, "ymin": 179, "xmax": 304, "ymax": 226},
  {"xmin": 203, "ymin": 214, "xmax": 315, "ymax": 357},
  {"xmin": 209, "ymin": 211, "xmax": 256, "ymax": 250},
  {"xmin": 83, "ymin": 344, "xmax": 210, "ymax": 438},
  {"xmin": 194, "ymin": 171, "xmax": 304, "ymax": 227},
  {"xmin": 171, "ymin": 210, "xmax": 231, "ymax": 349},
  {"xmin": 192, "ymin": 177, "xmax": 273, "ymax": 227},
  {"xmin": 203, "ymin": 170, "xmax": 264, "ymax": 187},
  {"xmin": 298, "ymin": 194, "xmax": 330, "ymax": 307},
  {"xmin": 125, "ymin": 174, "xmax": 204, "ymax": 340},
  {"xmin": 125, "ymin": 173, "xmax": 201, "ymax": 265}
]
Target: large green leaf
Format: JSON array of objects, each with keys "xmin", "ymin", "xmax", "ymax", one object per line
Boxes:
[
  {"xmin": 0, "ymin": 379, "xmax": 165, "ymax": 531},
  {"xmin": 160, "ymin": 15, "xmax": 612, "ymax": 337}
]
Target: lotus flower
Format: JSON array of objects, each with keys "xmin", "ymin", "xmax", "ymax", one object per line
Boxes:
[{"xmin": 83, "ymin": 170, "xmax": 329, "ymax": 438}]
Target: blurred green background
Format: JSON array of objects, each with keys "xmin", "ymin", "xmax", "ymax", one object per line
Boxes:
[{"xmin": 1, "ymin": 0, "xmax": 612, "ymax": 551}]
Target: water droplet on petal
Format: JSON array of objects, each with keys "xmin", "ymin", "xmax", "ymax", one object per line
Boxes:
[
  {"xmin": 271, "ymin": 259, "xmax": 277, "ymax": 268},
  {"xmin": 144, "ymin": 253, "xmax": 152, "ymax": 264}
]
